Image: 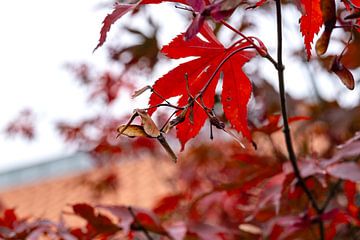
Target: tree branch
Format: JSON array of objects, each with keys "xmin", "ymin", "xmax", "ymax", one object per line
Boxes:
[
  {"xmin": 274, "ymin": 1, "xmax": 324, "ymax": 239},
  {"xmin": 320, "ymin": 180, "xmax": 342, "ymax": 213}
]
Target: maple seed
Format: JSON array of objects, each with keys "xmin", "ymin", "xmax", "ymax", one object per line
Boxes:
[
  {"xmin": 117, "ymin": 109, "xmax": 177, "ymax": 162},
  {"xmin": 330, "ymin": 57, "xmax": 355, "ymax": 90},
  {"xmin": 117, "ymin": 125, "xmax": 149, "ymax": 138},
  {"xmin": 136, "ymin": 109, "xmax": 161, "ymax": 138},
  {"xmin": 316, "ymin": 31, "xmax": 331, "ymax": 56},
  {"xmin": 132, "ymin": 86, "xmax": 152, "ymax": 99}
]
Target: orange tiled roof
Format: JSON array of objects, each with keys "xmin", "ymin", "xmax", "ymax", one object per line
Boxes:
[{"xmin": 0, "ymin": 155, "xmax": 176, "ymax": 223}]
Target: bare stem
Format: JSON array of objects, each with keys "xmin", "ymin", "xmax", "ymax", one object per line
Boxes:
[
  {"xmin": 220, "ymin": 20, "xmax": 278, "ymax": 68},
  {"xmin": 274, "ymin": 1, "xmax": 323, "ymax": 239}
]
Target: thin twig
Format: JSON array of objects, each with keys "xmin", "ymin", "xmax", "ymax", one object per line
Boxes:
[
  {"xmin": 220, "ymin": 20, "xmax": 278, "ymax": 69},
  {"xmin": 195, "ymin": 46, "xmax": 254, "ymax": 98},
  {"xmin": 144, "ymin": 103, "xmax": 184, "ymax": 111},
  {"xmin": 151, "ymin": 88, "xmax": 172, "ymax": 105},
  {"xmin": 320, "ymin": 180, "xmax": 342, "ymax": 213},
  {"xmin": 128, "ymin": 207, "xmax": 154, "ymax": 240},
  {"xmin": 274, "ymin": 0, "xmax": 324, "ymax": 239}
]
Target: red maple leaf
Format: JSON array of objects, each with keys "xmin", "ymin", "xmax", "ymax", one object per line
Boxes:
[
  {"xmin": 299, "ymin": 0, "xmax": 323, "ymax": 59},
  {"xmin": 148, "ymin": 24, "xmax": 256, "ymax": 150},
  {"xmin": 94, "ymin": 0, "xmax": 188, "ymax": 51}
]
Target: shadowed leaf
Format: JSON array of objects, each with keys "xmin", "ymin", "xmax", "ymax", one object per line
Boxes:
[{"xmin": 327, "ymin": 162, "xmax": 360, "ymax": 182}]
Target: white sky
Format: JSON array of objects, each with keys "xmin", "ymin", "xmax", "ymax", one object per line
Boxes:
[
  {"xmin": 0, "ymin": 0, "xmax": 110, "ymax": 171},
  {"xmin": 0, "ymin": 1, "xmax": 358, "ymax": 172},
  {"xmin": 0, "ymin": 1, "xmax": 187, "ymax": 172}
]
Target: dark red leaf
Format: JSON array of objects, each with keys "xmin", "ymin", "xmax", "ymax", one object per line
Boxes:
[
  {"xmin": 73, "ymin": 203, "xmax": 96, "ymax": 221},
  {"xmin": 256, "ymin": 0, "xmax": 268, "ymax": 7},
  {"xmin": 254, "ymin": 114, "xmax": 310, "ymax": 135},
  {"xmin": 98, "ymin": 205, "xmax": 164, "ymax": 235},
  {"xmin": 0, "ymin": 209, "xmax": 17, "ymax": 228},
  {"xmin": 72, "ymin": 203, "xmax": 119, "ymax": 236},
  {"xmin": 97, "ymin": 206, "xmax": 133, "ymax": 235},
  {"xmin": 95, "ymin": 0, "xmax": 189, "ymax": 51},
  {"xmin": 94, "ymin": 3, "xmax": 135, "ymax": 51},
  {"xmin": 153, "ymin": 194, "xmax": 184, "ymax": 215}
]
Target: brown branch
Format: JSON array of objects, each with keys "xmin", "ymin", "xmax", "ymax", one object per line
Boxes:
[{"xmin": 274, "ymin": 1, "xmax": 324, "ymax": 239}]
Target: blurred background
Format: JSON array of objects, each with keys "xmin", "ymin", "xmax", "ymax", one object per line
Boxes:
[{"xmin": 0, "ymin": 0, "xmax": 359, "ymax": 223}]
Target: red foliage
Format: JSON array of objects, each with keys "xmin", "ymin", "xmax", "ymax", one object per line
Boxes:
[
  {"xmin": 299, "ymin": 0, "xmax": 323, "ymax": 59},
  {"xmin": 4, "ymin": 109, "xmax": 35, "ymax": 140},
  {"xmin": 2, "ymin": 0, "xmax": 360, "ymax": 239},
  {"xmin": 149, "ymin": 23, "xmax": 255, "ymax": 149}
]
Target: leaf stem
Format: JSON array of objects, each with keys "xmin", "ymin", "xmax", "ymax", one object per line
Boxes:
[
  {"xmin": 144, "ymin": 103, "xmax": 184, "ymax": 111},
  {"xmin": 274, "ymin": 1, "xmax": 324, "ymax": 239},
  {"xmin": 195, "ymin": 46, "xmax": 253, "ymax": 99},
  {"xmin": 220, "ymin": 20, "xmax": 278, "ymax": 69}
]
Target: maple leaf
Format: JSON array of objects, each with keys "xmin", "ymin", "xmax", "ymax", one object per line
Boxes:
[
  {"xmin": 94, "ymin": 3, "xmax": 135, "ymax": 51},
  {"xmin": 299, "ymin": 0, "xmax": 323, "ymax": 60},
  {"xmin": 256, "ymin": 172, "xmax": 286, "ymax": 214},
  {"xmin": 253, "ymin": 114, "xmax": 310, "ymax": 135},
  {"xmin": 183, "ymin": 0, "xmax": 241, "ymax": 40},
  {"xmin": 254, "ymin": 0, "xmax": 268, "ymax": 8},
  {"xmin": 95, "ymin": 0, "xmax": 188, "ymax": 51},
  {"xmin": 148, "ymin": 24, "xmax": 255, "ymax": 150}
]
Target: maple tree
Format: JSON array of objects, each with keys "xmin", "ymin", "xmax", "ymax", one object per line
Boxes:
[{"xmin": 2, "ymin": 0, "xmax": 360, "ymax": 239}]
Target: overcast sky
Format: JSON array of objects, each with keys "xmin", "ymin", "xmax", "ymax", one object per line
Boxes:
[
  {"xmin": 0, "ymin": 0, "xmax": 111, "ymax": 171},
  {"xmin": 0, "ymin": 1, "xmax": 187, "ymax": 172}
]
